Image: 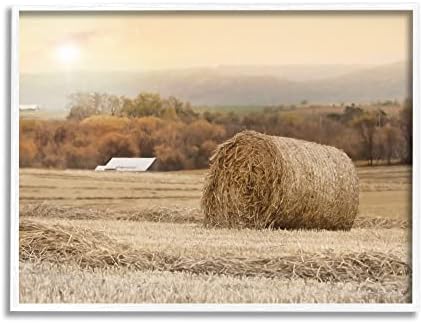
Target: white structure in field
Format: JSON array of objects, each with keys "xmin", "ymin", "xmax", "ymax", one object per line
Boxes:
[
  {"xmin": 95, "ymin": 157, "xmax": 156, "ymax": 172},
  {"xmin": 94, "ymin": 165, "xmax": 107, "ymax": 171},
  {"xmin": 20, "ymin": 104, "xmax": 41, "ymax": 111}
]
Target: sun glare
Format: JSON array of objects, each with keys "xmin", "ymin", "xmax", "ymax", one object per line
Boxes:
[{"xmin": 55, "ymin": 43, "xmax": 80, "ymax": 64}]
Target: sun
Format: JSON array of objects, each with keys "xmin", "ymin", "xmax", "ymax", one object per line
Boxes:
[{"xmin": 55, "ymin": 43, "xmax": 80, "ymax": 64}]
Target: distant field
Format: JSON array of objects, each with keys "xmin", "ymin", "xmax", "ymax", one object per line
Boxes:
[
  {"xmin": 19, "ymin": 102, "xmax": 403, "ymax": 121},
  {"xmin": 195, "ymin": 102, "xmax": 403, "ymax": 115},
  {"xmin": 19, "ymin": 165, "xmax": 412, "ymax": 303},
  {"xmin": 19, "ymin": 109, "xmax": 68, "ymax": 120}
]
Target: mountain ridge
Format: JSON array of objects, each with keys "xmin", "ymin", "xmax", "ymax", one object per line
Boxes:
[{"xmin": 20, "ymin": 61, "xmax": 410, "ymax": 110}]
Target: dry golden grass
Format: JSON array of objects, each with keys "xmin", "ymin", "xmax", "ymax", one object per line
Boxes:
[
  {"xmin": 19, "ymin": 165, "xmax": 411, "ymax": 219},
  {"xmin": 353, "ymin": 216, "xmax": 409, "ymax": 229},
  {"xmin": 20, "ymin": 218, "xmax": 410, "ymax": 283},
  {"xmin": 115, "ymin": 206, "xmax": 202, "ymax": 223},
  {"xmin": 20, "ymin": 203, "xmax": 203, "ymax": 224},
  {"xmin": 19, "ymin": 168, "xmax": 203, "ymax": 209},
  {"xmin": 18, "ymin": 165, "xmax": 412, "ymax": 303},
  {"xmin": 25, "ymin": 217, "xmax": 409, "ymax": 261},
  {"xmin": 20, "ymin": 262, "xmax": 411, "ymax": 304},
  {"xmin": 202, "ymin": 131, "xmax": 359, "ymax": 230},
  {"xmin": 20, "ymin": 203, "xmax": 409, "ymax": 228}
]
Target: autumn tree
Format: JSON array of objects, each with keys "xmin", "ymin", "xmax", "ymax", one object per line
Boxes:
[
  {"xmin": 67, "ymin": 92, "xmax": 124, "ymax": 121},
  {"xmin": 23, "ymin": 93, "xmax": 413, "ymax": 170},
  {"xmin": 19, "ymin": 139, "xmax": 37, "ymax": 167},
  {"xmin": 64, "ymin": 145, "xmax": 98, "ymax": 169},
  {"xmin": 164, "ymin": 97, "xmax": 198, "ymax": 122},
  {"xmin": 399, "ymin": 101, "xmax": 412, "ymax": 163},
  {"xmin": 121, "ymin": 92, "xmax": 163, "ymax": 118},
  {"xmin": 327, "ymin": 104, "xmax": 364, "ymax": 124},
  {"xmin": 81, "ymin": 115, "xmax": 130, "ymax": 135},
  {"xmin": 352, "ymin": 112, "xmax": 379, "ymax": 165},
  {"xmin": 154, "ymin": 144, "xmax": 188, "ymax": 171},
  {"xmin": 97, "ymin": 132, "xmax": 138, "ymax": 165},
  {"xmin": 130, "ymin": 117, "xmax": 164, "ymax": 157}
]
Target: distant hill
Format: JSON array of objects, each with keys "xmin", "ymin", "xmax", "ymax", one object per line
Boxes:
[{"xmin": 20, "ymin": 62, "xmax": 411, "ymax": 111}]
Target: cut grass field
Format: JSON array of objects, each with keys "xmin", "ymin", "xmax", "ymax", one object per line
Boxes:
[{"xmin": 19, "ymin": 165, "xmax": 412, "ymax": 303}]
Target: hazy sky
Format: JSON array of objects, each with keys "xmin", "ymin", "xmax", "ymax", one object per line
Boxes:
[{"xmin": 20, "ymin": 11, "xmax": 411, "ymax": 74}]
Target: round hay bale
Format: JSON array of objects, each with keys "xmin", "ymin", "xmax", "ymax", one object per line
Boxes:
[{"xmin": 201, "ymin": 130, "xmax": 359, "ymax": 230}]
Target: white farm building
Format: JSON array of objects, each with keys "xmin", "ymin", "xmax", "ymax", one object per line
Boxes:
[
  {"xmin": 20, "ymin": 104, "xmax": 41, "ymax": 111},
  {"xmin": 94, "ymin": 165, "xmax": 107, "ymax": 171},
  {"xmin": 95, "ymin": 157, "xmax": 156, "ymax": 172}
]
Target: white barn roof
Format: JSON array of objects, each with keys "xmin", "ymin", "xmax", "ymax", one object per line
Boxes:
[
  {"xmin": 104, "ymin": 157, "xmax": 156, "ymax": 172},
  {"xmin": 20, "ymin": 104, "xmax": 40, "ymax": 111},
  {"xmin": 95, "ymin": 165, "xmax": 106, "ymax": 171}
]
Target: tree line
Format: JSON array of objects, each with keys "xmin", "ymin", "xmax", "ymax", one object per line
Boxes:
[{"xmin": 19, "ymin": 92, "xmax": 412, "ymax": 170}]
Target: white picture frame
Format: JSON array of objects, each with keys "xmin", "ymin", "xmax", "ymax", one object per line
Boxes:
[{"xmin": 10, "ymin": 1, "xmax": 420, "ymax": 312}]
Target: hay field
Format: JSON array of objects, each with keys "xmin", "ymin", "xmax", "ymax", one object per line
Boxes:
[{"xmin": 19, "ymin": 165, "xmax": 412, "ymax": 303}]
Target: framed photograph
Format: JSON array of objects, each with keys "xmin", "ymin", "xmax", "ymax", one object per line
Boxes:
[{"xmin": 10, "ymin": 1, "xmax": 419, "ymax": 312}]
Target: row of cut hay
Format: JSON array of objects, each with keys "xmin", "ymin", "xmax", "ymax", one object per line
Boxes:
[
  {"xmin": 116, "ymin": 206, "xmax": 202, "ymax": 224},
  {"xmin": 359, "ymin": 183, "xmax": 411, "ymax": 193},
  {"xmin": 20, "ymin": 219, "xmax": 410, "ymax": 283},
  {"xmin": 19, "ymin": 220, "xmax": 155, "ymax": 270},
  {"xmin": 202, "ymin": 131, "xmax": 359, "ymax": 230},
  {"xmin": 353, "ymin": 216, "xmax": 410, "ymax": 229},
  {"xmin": 19, "ymin": 203, "xmax": 107, "ymax": 220},
  {"xmin": 20, "ymin": 203, "xmax": 409, "ymax": 228},
  {"xmin": 20, "ymin": 203, "xmax": 203, "ymax": 224}
]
